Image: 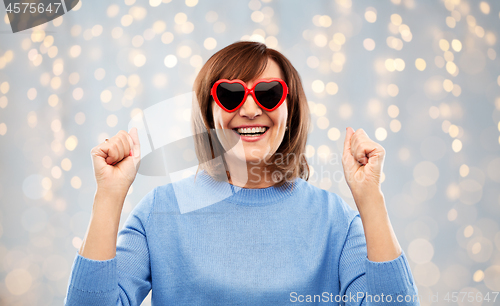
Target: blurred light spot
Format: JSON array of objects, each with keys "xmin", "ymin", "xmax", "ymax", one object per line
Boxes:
[
  {"xmin": 459, "ymin": 179, "xmax": 482, "ymax": 205},
  {"xmin": 459, "ymin": 164, "xmax": 469, "ymax": 177},
  {"xmin": 305, "ymin": 145, "xmax": 315, "ymax": 158},
  {"xmin": 429, "ymin": 106, "xmax": 439, "ymax": 119},
  {"xmin": 390, "ymin": 14, "xmax": 402, "ymax": 26},
  {"xmin": 364, "ymin": 7, "xmax": 377, "ymax": 23},
  {"xmin": 48, "ymin": 94, "xmax": 58, "ymax": 107},
  {"xmin": 251, "ymin": 11, "xmax": 265, "ymax": 23},
  {"xmin": 27, "ymin": 111, "xmax": 37, "ymax": 128},
  {"xmin": 326, "ymin": 82, "xmax": 338, "ymax": 95},
  {"xmin": 314, "ymin": 34, "xmax": 327, "ymax": 47},
  {"xmin": 328, "ymin": 127, "xmax": 340, "ymax": 141},
  {"xmin": 314, "ymin": 103, "xmax": 326, "ymax": 116},
  {"xmin": 132, "ymin": 35, "xmax": 144, "ymax": 47},
  {"xmin": 446, "ymin": 183, "xmax": 460, "ymax": 201},
  {"xmin": 71, "ymin": 176, "xmax": 82, "ymax": 189},
  {"xmin": 439, "ymin": 39, "xmax": 449, "ymax": 51},
  {"xmin": 51, "ymin": 166, "xmax": 62, "ymax": 179},
  {"xmin": 452, "ymin": 39, "xmax": 462, "ymax": 52},
  {"xmin": 363, "ymin": 38, "xmax": 375, "ymax": 51},
  {"xmin": 452, "ymin": 139, "xmax": 462, "ymax": 152},
  {"xmin": 164, "ymin": 54, "xmax": 177, "ymax": 68},
  {"xmin": 134, "ymin": 54, "xmax": 146, "ymax": 67},
  {"xmin": 5, "ymin": 269, "xmax": 32, "ymax": 295},
  {"xmin": 121, "ymin": 14, "xmax": 133, "ymax": 27},
  {"xmin": 387, "ymin": 104, "xmax": 399, "ymax": 118},
  {"xmin": 65, "ymin": 136, "xmax": 78, "ymax": 151},
  {"xmin": 107, "ymin": 4, "xmax": 120, "ymax": 17},
  {"xmin": 69, "ymin": 45, "xmax": 81, "ymax": 58},
  {"xmin": 387, "ymin": 84, "xmax": 399, "ymax": 97},
  {"xmin": 467, "ymin": 237, "xmax": 493, "ymax": 262},
  {"xmin": 307, "ymin": 56, "xmax": 319, "ymax": 68},
  {"xmin": 174, "ymin": 12, "xmax": 187, "ymax": 24},
  {"xmin": 452, "ymin": 84, "xmax": 461, "ymax": 96},
  {"xmin": 204, "ymin": 37, "xmax": 217, "ymax": 50},
  {"xmin": 473, "ymin": 270, "xmax": 484, "ymax": 282},
  {"xmin": 484, "ymin": 266, "xmax": 500, "ymax": 290},
  {"xmin": 408, "ymin": 238, "xmax": 434, "ymax": 264},
  {"xmin": 94, "ymin": 68, "xmax": 105, "ymax": 81},
  {"xmin": 27, "ymin": 88, "xmax": 37, "ymax": 100},
  {"xmin": 69, "ymin": 72, "xmax": 79, "ymax": 85},
  {"xmin": 390, "ymin": 119, "xmax": 401, "ymax": 132},
  {"xmin": 464, "ymin": 225, "xmax": 474, "ymax": 237},
  {"xmin": 0, "ymin": 81, "xmax": 9, "ymax": 94},
  {"xmin": 91, "ymin": 25, "xmax": 103, "ymax": 37},
  {"xmin": 479, "ymin": 1, "xmax": 490, "ymax": 14},
  {"xmin": 152, "ymin": 21, "xmax": 166, "ymax": 34},
  {"xmin": 446, "ymin": 61, "xmax": 457, "ymax": 75},
  {"xmin": 61, "ymin": 158, "xmax": 72, "ymax": 171},
  {"xmin": 153, "ymin": 73, "xmax": 168, "ymax": 88},
  {"xmin": 72, "ymin": 88, "xmax": 83, "ymax": 101},
  {"xmin": 75, "ymin": 112, "xmax": 85, "ymax": 125},
  {"xmin": 0, "ymin": 96, "xmax": 7, "ymax": 109},
  {"xmin": 414, "ymin": 262, "xmax": 440, "ymax": 287},
  {"xmin": 317, "ymin": 117, "xmax": 329, "ymax": 129},
  {"xmin": 72, "ymin": 237, "xmax": 83, "ymax": 249},
  {"xmin": 413, "ymin": 161, "xmax": 439, "ymax": 186},
  {"xmin": 112, "ymin": 27, "xmax": 123, "ymax": 39},
  {"xmin": 446, "ymin": 16, "xmax": 456, "ymax": 28},
  {"xmin": 312, "ymin": 80, "xmax": 324, "ymax": 93},
  {"xmin": 375, "ymin": 127, "xmax": 387, "ymax": 141},
  {"xmin": 339, "ymin": 104, "xmax": 352, "ymax": 119},
  {"xmin": 107, "ymin": 114, "xmax": 118, "ymax": 127},
  {"xmin": 447, "ymin": 208, "xmax": 457, "ymax": 221},
  {"xmin": 50, "ymin": 77, "xmax": 61, "ymax": 89},
  {"xmin": 205, "ymin": 11, "xmax": 218, "ymax": 22},
  {"xmin": 130, "ymin": 6, "xmax": 147, "ymax": 20}
]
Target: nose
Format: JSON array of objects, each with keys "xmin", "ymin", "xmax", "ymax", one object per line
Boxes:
[{"xmin": 238, "ymin": 94, "xmax": 262, "ymax": 119}]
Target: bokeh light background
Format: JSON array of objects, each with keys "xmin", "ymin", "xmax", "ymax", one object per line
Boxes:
[{"xmin": 1, "ymin": 0, "xmax": 500, "ymax": 305}]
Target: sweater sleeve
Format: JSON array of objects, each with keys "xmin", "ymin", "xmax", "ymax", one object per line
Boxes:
[
  {"xmin": 64, "ymin": 187, "xmax": 156, "ymax": 306},
  {"xmin": 338, "ymin": 215, "xmax": 420, "ymax": 305}
]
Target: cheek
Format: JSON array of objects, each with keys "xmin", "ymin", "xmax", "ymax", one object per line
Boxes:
[
  {"xmin": 212, "ymin": 105, "xmax": 232, "ymax": 128},
  {"xmin": 271, "ymin": 105, "xmax": 288, "ymax": 127}
]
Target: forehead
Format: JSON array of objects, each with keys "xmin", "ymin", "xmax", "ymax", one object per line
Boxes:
[{"xmin": 250, "ymin": 58, "xmax": 284, "ymax": 82}]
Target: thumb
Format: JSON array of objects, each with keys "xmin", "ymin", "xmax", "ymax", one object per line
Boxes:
[
  {"xmin": 343, "ymin": 127, "xmax": 354, "ymax": 156},
  {"xmin": 128, "ymin": 127, "xmax": 141, "ymax": 168}
]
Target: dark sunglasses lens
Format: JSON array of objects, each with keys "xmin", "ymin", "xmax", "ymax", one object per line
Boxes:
[
  {"xmin": 254, "ymin": 81, "xmax": 283, "ymax": 110},
  {"xmin": 216, "ymin": 82, "xmax": 245, "ymax": 111}
]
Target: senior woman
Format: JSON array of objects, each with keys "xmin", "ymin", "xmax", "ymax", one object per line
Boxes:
[{"xmin": 65, "ymin": 41, "xmax": 419, "ymax": 305}]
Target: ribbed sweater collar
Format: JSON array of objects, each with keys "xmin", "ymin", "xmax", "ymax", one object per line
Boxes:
[{"xmin": 193, "ymin": 170, "xmax": 304, "ymax": 206}]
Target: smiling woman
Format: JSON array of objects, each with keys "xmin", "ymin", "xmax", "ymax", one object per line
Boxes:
[
  {"xmin": 191, "ymin": 41, "xmax": 311, "ymax": 188},
  {"xmin": 65, "ymin": 41, "xmax": 419, "ymax": 306}
]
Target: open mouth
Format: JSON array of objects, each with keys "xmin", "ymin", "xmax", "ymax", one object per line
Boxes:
[{"xmin": 232, "ymin": 126, "xmax": 269, "ymax": 137}]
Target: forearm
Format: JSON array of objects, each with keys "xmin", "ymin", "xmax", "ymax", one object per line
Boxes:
[
  {"xmin": 355, "ymin": 191, "xmax": 402, "ymax": 262},
  {"xmin": 79, "ymin": 188, "xmax": 127, "ymax": 260}
]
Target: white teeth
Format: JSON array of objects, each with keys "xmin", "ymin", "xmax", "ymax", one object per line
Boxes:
[{"xmin": 236, "ymin": 127, "xmax": 267, "ymax": 134}]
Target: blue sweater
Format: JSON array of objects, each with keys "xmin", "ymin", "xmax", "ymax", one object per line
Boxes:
[{"xmin": 64, "ymin": 171, "xmax": 419, "ymax": 305}]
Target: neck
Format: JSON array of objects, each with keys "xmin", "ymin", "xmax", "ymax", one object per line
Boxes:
[{"xmin": 225, "ymin": 158, "xmax": 277, "ymax": 189}]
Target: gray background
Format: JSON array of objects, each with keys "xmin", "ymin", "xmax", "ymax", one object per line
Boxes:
[{"xmin": 0, "ymin": 0, "xmax": 499, "ymax": 305}]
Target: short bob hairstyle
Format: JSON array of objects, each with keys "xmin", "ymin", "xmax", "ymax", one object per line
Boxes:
[{"xmin": 192, "ymin": 41, "xmax": 310, "ymax": 187}]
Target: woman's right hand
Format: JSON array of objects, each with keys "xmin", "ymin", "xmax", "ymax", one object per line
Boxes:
[{"xmin": 90, "ymin": 128, "xmax": 141, "ymax": 194}]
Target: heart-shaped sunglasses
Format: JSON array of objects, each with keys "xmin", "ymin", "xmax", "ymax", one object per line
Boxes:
[{"xmin": 210, "ymin": 78, "xmax": 288, "ymax": 112}]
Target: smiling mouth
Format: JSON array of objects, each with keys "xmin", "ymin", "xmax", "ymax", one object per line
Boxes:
[{"xmin": 232, "ymin": 126, "xmax": 269, "ymax": 136}]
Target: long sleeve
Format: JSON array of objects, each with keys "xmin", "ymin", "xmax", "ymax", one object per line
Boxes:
[
  {"xmin": 338, "ymin": 215, "xmax": 420, "ymax": 305},
  {"xmin": 64, "ymin": 187, "xmax": 156, "ymax": 306}
]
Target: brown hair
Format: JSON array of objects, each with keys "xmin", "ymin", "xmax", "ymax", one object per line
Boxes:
[{"xmin": 191, "ymin": 41, "xmax": 310, "ymax": 187}]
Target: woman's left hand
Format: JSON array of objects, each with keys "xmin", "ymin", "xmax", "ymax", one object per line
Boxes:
[{"xmin": 342, "ymin": 127, "xmax": 386, "ymax": 205}]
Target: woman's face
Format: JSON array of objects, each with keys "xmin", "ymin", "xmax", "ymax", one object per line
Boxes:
[{"xmin": 211, "ymin": 58, "xmax": 288, "ymax": 166}]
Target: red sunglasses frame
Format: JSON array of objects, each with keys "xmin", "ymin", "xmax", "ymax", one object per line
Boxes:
[{"xmin": 210, "ymin": 78, "xmax": 288, "ymax": 112}]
